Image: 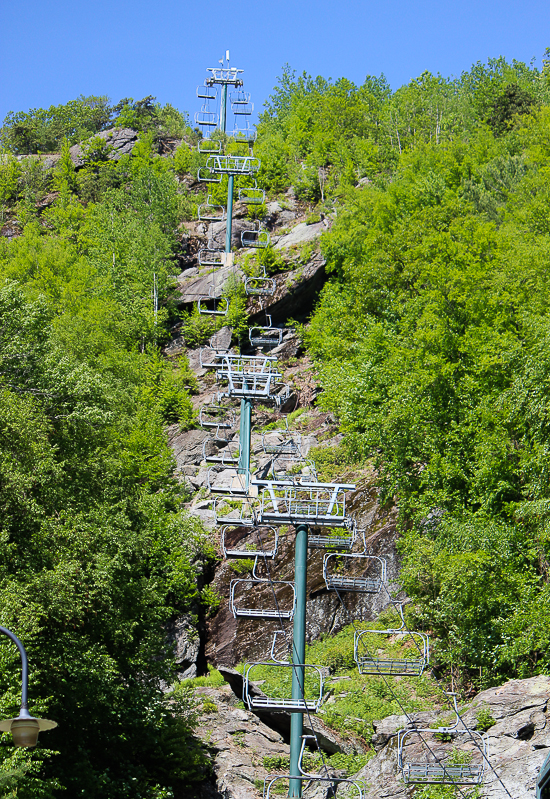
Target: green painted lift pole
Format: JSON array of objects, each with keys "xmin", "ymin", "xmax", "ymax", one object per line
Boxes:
[
  {"xmin": 289, "ymin": 522, "xmax": 308, "ymax": 797},
  {"xmin": 220, "ymin": 82, "xmax": 228, "ymax": 133},
  {"xmin": 238, "ymin": 397, "xmax": 252, "ymax": 490},
  {"xmin": 225, "ymin": 174, "xmax": 234, "ymax": 254}
]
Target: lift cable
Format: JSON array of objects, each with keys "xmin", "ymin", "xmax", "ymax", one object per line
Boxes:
[
  {"xmin": 328, "ymin": 571, "xmax": 476, "ymax": 799},
  {"xmin": 378, "ymin": 581, "xmax": 515, "ymax": 799}
]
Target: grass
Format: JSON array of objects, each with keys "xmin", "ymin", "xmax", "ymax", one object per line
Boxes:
[
  {"xmin": 238, "ymin": 610, "xmax": 440, "ymax": 746},
  {"xmin": 177, "ymin": 664, "xmax": 226, "ymax": 690}
]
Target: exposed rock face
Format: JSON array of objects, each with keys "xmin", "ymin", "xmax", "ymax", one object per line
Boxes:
[
  {"xmin": 166, "ymin": 613, "xmax": 201, "ymax": 679},
  {"xmin": 69, "ymin": 127, "xmax": 138, "ymax": 167},
  {"xmin": 205, "ymin": 480, "xmax": 402, "ymax": 668},
  {"xmin": 273, "ymin": 220, "xmax": 327, "ymax": 250},
  {"xmin": 356, "ymin": 674, "xmax": 550, "ymax": 799},
  {"xmin": 247, "ymin": 249, "xmax": 326, "ymax": 324},
  {"xmin": 194, "ymin": 683, "xmax": 290, "ymax": 799}
]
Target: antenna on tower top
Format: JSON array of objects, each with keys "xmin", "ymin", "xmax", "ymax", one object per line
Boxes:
[{"xmin": 226, "ymin": 50, "xmax": 230, "ymax": 62}]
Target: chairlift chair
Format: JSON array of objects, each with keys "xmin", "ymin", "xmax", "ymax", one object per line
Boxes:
[
  {"xmin": 353, "ymin": 604, "xmax": 430, "ymax": 676},
  {"xmin": 238, "ymin": 186, "xmax": 265, "ymax": 205},
  {"xmin": 397, "ymin": 694, "xmax": 487, "ymax": 786},
  {"xmin": 197, "ymin": 197, "xmax": 226, "ymax": 222},
  {"xmin": 221, "ymin": 524, "xmax": 278, "ymax": 559},
  {"xmin": 198, "ymin": 403, "xmax": 236, "ymax": 431},
  {"xmin": 268, "ymin": 456, "xmax": 318, "ymax": 484},
  {"xmin": 207, "ymin": 467, "xmax": 249, "ymax": 496},
  {"xmin": 197, "ymin": 83, "xmax": 217, "ymax": 101},
  {"xmin": 261, "ymin": 433, "xmax": 302, "ymax": 458},
  {"xmin": 241, "ymin": 228, "xmax": 270, "ymax": 249},
  {"xmin": 229, "ymin": 559, "xmax": 296, "ymax": 619},
  {"xmin": 243, "ymin": 637, "xmax": 324, "ymax": 713},
  {"xmin": 197, "ymin": 138, "xmax": 222, "ymax": 153},
  {"xmin": 198, "ymin": 248, "xmax": 225, "ymax": 267},
  {"xmin": 197, "ymin": 166, "xmax": 222, "ymax": 183},
  {"xmin": 249, "ymin": 324, "xmax": 283, "ymax": 349},
  {"xmin": 232, "ymin": 101, "xmax": 253, "ymax": 116},
  {"xmin": 197, "ymin": 292, "xmax": 230, "ymax": 316},
  {"xmin": 323, "ymin": 553, "xmax": 386, "ymax": 593},
  {"xmin": 230, "ymin": 90, "xmax": 251, "ymax": 105},
  {"xmin": 194, "ymin": 111, "xmax": 219, "ymax": 127},
  {"xmin": 263, "ymin": 735, "xmax": 366, "ymax": 799},
  {"xmin": 215, "ymin": 496, "xmax": 259, "ymax": 526},
  {"xmin": 202, "ymin": 436, "xmax": 239, "ymax": 466},
  {"xmin": 232, "ymin": 125, "xmax": 257, "ymax": 144},
  {"xmin": 244, "ymin": 275, "xmax": 276, "ymax": 296}
]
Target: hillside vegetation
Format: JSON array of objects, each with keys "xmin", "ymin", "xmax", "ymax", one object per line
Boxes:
[{"xmin": 0, "ymin": 53, "xmax": 549, "ymax": 796}]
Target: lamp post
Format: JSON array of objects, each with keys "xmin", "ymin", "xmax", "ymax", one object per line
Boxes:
[{"xmin": 0, "ymin": 626, "xmax": 57, "ymax": 747}]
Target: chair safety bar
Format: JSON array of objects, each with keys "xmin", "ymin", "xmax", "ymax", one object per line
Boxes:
[
  {"xmin": 354, "ymin": 605, "xmax": 430, "ymax": 676},
  {"xmin": 198, "ymin": 247, "xmax": 225, "ymax": 267},
  {"xmin": 229, "ymin": 575, "xmax": 296, "ymax": 619},
  {"xmin": 197, "ymin": 166, "xmax": 222, "ymax": 183},
  {"xmin": 202, "ymin": 437, "xmax": 239, "ymax": 466},
  {"xmin": 397, "ymin": 696, "xmax": 488, "ymax": 786},
  {"xmin": 323, "ymin": 553, "xmax": 387, "ymax": 593},
  {"xmin": 198, "ymin": 296, "xmax": 229, "ymax": 316},
  {"xmin": 243, "ymin": 662, "xmax": 324, "ymax": 713},
  {"xmin": 245, "ymin": 276, "xmax": 276, "ymax": 296}
]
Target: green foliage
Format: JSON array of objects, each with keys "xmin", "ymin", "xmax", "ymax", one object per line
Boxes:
[
  {"xmin": 1, "ymin": 96, "xmax": 112, "ymax": 154},
  {"xmin": 475, "ymin": 705, "xmax": 496, "ymax": 731}
]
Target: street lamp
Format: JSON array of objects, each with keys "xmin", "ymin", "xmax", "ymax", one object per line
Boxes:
[{"xmin": 0, "ymin": 626, "xmax": 57, "ymax": 747}]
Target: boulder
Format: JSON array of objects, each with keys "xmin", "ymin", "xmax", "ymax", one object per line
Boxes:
[
  {"xmin": 273, "ymin": 221, "xmax": 326, "ymax": 251},
  {"xmin": 69, "ymin": 127, "xmax": 138, "ymax": 167}
]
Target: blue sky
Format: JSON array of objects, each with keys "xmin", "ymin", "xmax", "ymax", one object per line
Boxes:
[{"xmin": 1, "ymin": 0, "xmax": 548, "ymax": 125}]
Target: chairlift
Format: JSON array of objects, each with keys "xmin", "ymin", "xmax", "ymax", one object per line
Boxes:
[
  {"xmin": 244, "ymin": 275, "xmax": 276, "ymax": 296},
  {"xmin": 249, "ymin": 319, "xmax": 283, "ymax": 349},
  {"xmin": 198, "ymin": 403, "xmax": 236, "ymax": 431},
  {"xmin": 221, "ymin": 524, "xmax": 278, "ymax": 559},
  {"xmin": 241, "ymin": 228, "xmax": 270, "ymax": 249},
  {"xmin": 243, "ymin": 634, "xmax": 324, "ymax": 713},
  {"xmin": 202, "ymin": 436, "xmax": 239, "ymax": 466},
  {"xmin": 238, "ymin": 185, "xmax": 265, "ymax": 205},
  {"xmin": 353, "ymin": 604, "xmax": 430, "ymax": 676},
  {"xmin": 198, "ymin": 196, "xmax": 226, "ymax": 222},
  {"xmin": 197, "ymin": 292, "xmax": 230, "ymax": 316},
  {"xmin": 197, "ymin": 166, "xmax": 222, "ymax": 183},
  {"xmin": 232, "ymin": 125, "xmax": 257, "ymax": 143},
  {"xmin": 323, "ymin": 553, "xmax": 386, "ymax": 593},
  {"xmin": 230, "ymin": 90, "xmax": 251, "ymax": 105},
  {"xmin": 263, "ymin": 735, "xmax": 366, "ymax": 799},
  {"xmin": 230, "ymin": 558, "xmax": 296, "ymax": 619},
  {"xmin": 215, "ymin": 496, "xmax": 259, "ymax": 526},
  {"xmin": 232, "ymin": 101, "xmax": 253, "ymax": 116},
  {"xmin": 397, "ymin": 694, "xmax": 487, "ymax": 786},
  {"xmin": 194, "ymin": 111, "xmax": 219, "ymax": 127},
  {"xmin": 255, "ymin": 479, "xmax": 356, "ymax": 528},
  {"xmin": 197, "ymin": 138, "xmax": 222, "ymax": 154},
  {"xmin": 198, "ymin": 247, "xmax": 225, "ymax": 267},
  {"xmin": 207, "ymin": 467, "xmax": 248, "ymax": 496},
  {"xmin": 261, "ymin": 433, "xmax": 302, "ymax": 458},
  {"xmin": 268, "ymin": 456, "xmax": 318, "ymax": 484},
  {"xmin": 197, "ymin": 83, "xmax": 217, "ymax": 101}
]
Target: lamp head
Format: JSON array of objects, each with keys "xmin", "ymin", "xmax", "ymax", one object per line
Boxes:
[{"xmin": 0, "ymin": 707, "xmax": 57, "ymax": 748}]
